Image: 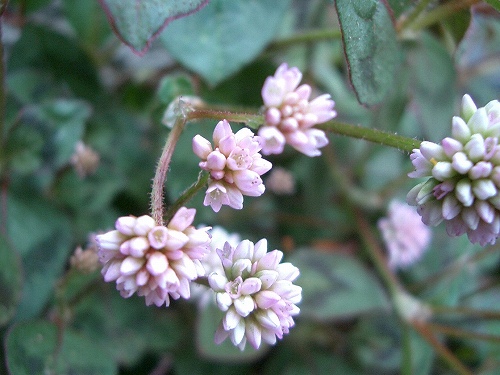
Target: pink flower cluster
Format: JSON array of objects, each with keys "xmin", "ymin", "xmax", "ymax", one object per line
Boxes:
[
  {"xmin": 208, "ymin": 239, "xmax": 302, "ymax": 350},
  {"xmin": 378, "ymin": 201, "xmax": 432, "ymax": 269},
  {"xmin": 259, "ymin": 63, "xmax": 337, "ymax": 157},
  {"xmin": 96, "ymin": 207, "xmax": 211, "ymax": 306},
  {"xmin": 193, "ymin": 119, "xmax": 272, "ymax": 212},
  {"xmin": 408, "ymin": 94, "xmax": 500, "ymax": 245}
]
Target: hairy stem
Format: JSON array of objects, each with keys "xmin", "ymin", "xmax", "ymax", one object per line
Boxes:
[
  {"xmin": 151, "ymin": 117, "xmax": 187, "ymax": 225},
  {"xmin": 318, "ymin": 121, "xmax": 421, "ymax": 153},
  {"xmin": 187, "ymin": 109, "xmax": 263, "ymax": 129}
]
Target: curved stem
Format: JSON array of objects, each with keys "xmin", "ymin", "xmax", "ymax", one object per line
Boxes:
[
  {"xmin": 164, "ymin": 172, "xmax": 209, "ymax": 222},
  {"xmin": 151, "ymin": 117, "xmax": 187, "ymax": 225},
  {"xmin": 396, "ymin": 0, "xmax": 433, "ymax": 33},
  {"xmin": 318, "ymin": 121, "xmax": 421, "ymax": 153},
  {"xmin": 323, "ymin": 146, "xmax": 383, "ymax": 210},
  {"xmin": 412, "ymin": 321, "xmax": 473, "ymax": 375},
  {"xmin": 354, "ymin": 207, "xmax": 401, "ymax": 297}
]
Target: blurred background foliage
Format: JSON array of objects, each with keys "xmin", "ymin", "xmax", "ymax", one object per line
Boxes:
[{"xmin": 1, "ymin": 0, "xmax": 500, "ymax": 374}]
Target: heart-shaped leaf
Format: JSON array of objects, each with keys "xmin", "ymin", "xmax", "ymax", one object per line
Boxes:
[
  {"xmin": 160, "ymin": 0, "xmax": 291, "ymax": 86},
  {"xmin": 288, "ymin": 249, "xmax": 389, "ymax": 321},
  {"xmin": 6, "ymin": 321, "xmax": 116, "ymax": 374},
  {"xmin": 335, "ymin": 0, "xmax": 402, "ymax": 106},
  {"xmin": 99, "ymin": 0, "xmax": 209, "ymax": 55}
]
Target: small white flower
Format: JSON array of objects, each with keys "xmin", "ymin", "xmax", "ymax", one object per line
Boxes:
[
  {"xmin": 408, "ymin": 94, "xmax": 500, "ymax": 246},
  {"xmin": 96, "ymin": 208, "xmax": 211, "ymax": 307},
  {"xmin": 208, "ymin": 239, "xmax": 301, "ymax": 350}
]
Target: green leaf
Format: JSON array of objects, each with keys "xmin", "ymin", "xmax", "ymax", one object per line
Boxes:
[
  {"xmin": 456, "ymin": 6, "xmax": 500, "ymax": 105},
  {"xmin": 386, "ymin": 0, "xmax": 416, "ymax": 17},
  {"xmin": 335, "ymin": 0, "xmax": 402, "ymax": 106},
  {"xmin": 8, "ymin": 24, "xmax": 101, "ymax": 102},
  {"xmin": 157, "ymin": 74, "xmax": 195, "ymax": 105},
  {"xmin": 5, "ymin": 321, "xmax": 116, "ymax": 375},
  {"xmin": 288, "ymin": 249, "xmax": 389, "ymax": 320},
  {"xmin": 62, "ymin": 0, "xmax": 112, "ymax": 47},
  {"xmin": 9, "ymin": 0, "xmax": 52, "ymax": 13},
  {"xmin": 35, "ymin": 99, "xmax": 91, "ymax": 168},
  {"xmin": 263, "ymin": 342, "xmax": 362, "ymax": 375},
  {"xmin": 72, "ymin": 287, "xmax": 182, "ymax": 366},
  {"xmin": 7, "ymin": 193, "xmax": 73, "ymax": 320},
  {"xmin": 350, "ymin": 315, "xmax": 434, "ymax": 374},
  {"xmin": 3, "ymin": 125, "xmax": 44, "ymax": 175},
  {"xmin": 484, "ymin": 0, "xmax": 500, "ymax": 12},
  {"xmin": 195, "ymin": 302, "xmax": 268, "ymax": 361},
  {"xmin": 0, "ymin": 235, "xmax": 23, "ymax": 326},
  {"xmin": 99, "ymin": 0, "xmax": 209, "ymax": 54},
  {"xmin": 161, "ymin": 0, "xmax": 291, "ymax": 86},
  {"xmin": 5, "ymin": 321, "xmax": 58, "ymax": 375}
]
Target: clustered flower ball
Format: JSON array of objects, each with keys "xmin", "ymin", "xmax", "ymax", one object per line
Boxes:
[
  {"xmin": 193, "ymin": 119, "xmax": 272, "ymax": 212},
  {"xmin": 208, "ymin": 239, "xmax": 302, "ymax": 350},
  {"xmin": 378, "ymin": 201, "xmax": 432, "ymax": 269},
  {"xmin": 96, "ymin": 207, "xmax": 211, "ymax": 306},
  {"xmin": 408, "ymin": 94, "xmax": 500, "ymax": 245},
  {"xmin": 259, "ymin": 63, "xmax": 337, "ymax": 157}
]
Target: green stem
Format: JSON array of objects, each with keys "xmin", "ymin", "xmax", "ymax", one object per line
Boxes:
[
  {"xmin": 164, "ymin": 172, "xmax": 210, "ymax": 223},
  {"xmin": 318, "ymin": 121, "xmax": 421, "ymax": 153},
  {"xmin": 267, "ymin": 29, "xmax": 342, "ymax": 50},
  {"xmin": 412, "ymin": 321, "xmax": 473, "ymax": 375},
  {"xmin": 189, "ymin": 107, "xmax": 421, "ymax": 153},
  {"xmin": 407, "ymin": 0, "xmax": 481, "ymax": 32},
  {"xmin": 401, "ymin": 323, "xmax": 413, "ymax": 375},
  {"xmin": 426, "ymin": 322, "xmax": 500, "ymax": 344},
  {"xmin": 432, "ymin": 305, "xmax": 500, "ymax": 320},
  {"xmin": 354, "ymin": 207, "xmax": 401, "ymax": 297},
  {"xmin": 151, "ymin": 117, "xmax": 187, "ymax": 225},
  {"xmin": 187, "ymin": 109, "xmax": 263, "ymax": 129},
  {"xmin": 396, "ymin": 0, "xmax": 433, "ymax": 33},
  {"xmin": 409, "ymin": 245, "xmax": 498, "ymax": 293},
  {"xmin": 323, "ymin": 145, "xmax": 382, "ymax": 210}
]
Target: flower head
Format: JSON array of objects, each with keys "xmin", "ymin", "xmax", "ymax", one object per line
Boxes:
[
  {"xmin": 378, "ymin": 201, "xmax": 432, "ymax": 269},
  {"xmin": 208, "ymin": 239, "xmax": 301, "ymax": 350},
  {"xmin": 70, "ymin": 141, "xmax": 100, "ymax": 178},
  {"xmin": 265, "ymin": 167, "xmax": 296, "ymax": 195},
  {"xmin": 96, "ymin": 207, "xmax": 211, "ymax": 306},
  {"xmin": 192, "ymin": 226, "xmax": 242, "ymax": 307},
  {"xmin": 259, "ymin": 63, "xmax": 336, "ymax": 157},
  {"xmin": 193, "ymin": 120, "xmax": 272, "ymax": 212},
  {"xmin": 407, "ymin": 94, "xmax": 500, "ymax": 245}
]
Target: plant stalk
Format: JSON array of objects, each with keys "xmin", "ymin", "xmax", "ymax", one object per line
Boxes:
[
  {"xmin": 318, "ymin": 121, "xmax": 421, "ymax": 153},
  {"xmin": 151, "ymin": 117, "xmax": 187, "ymax": 225}
]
